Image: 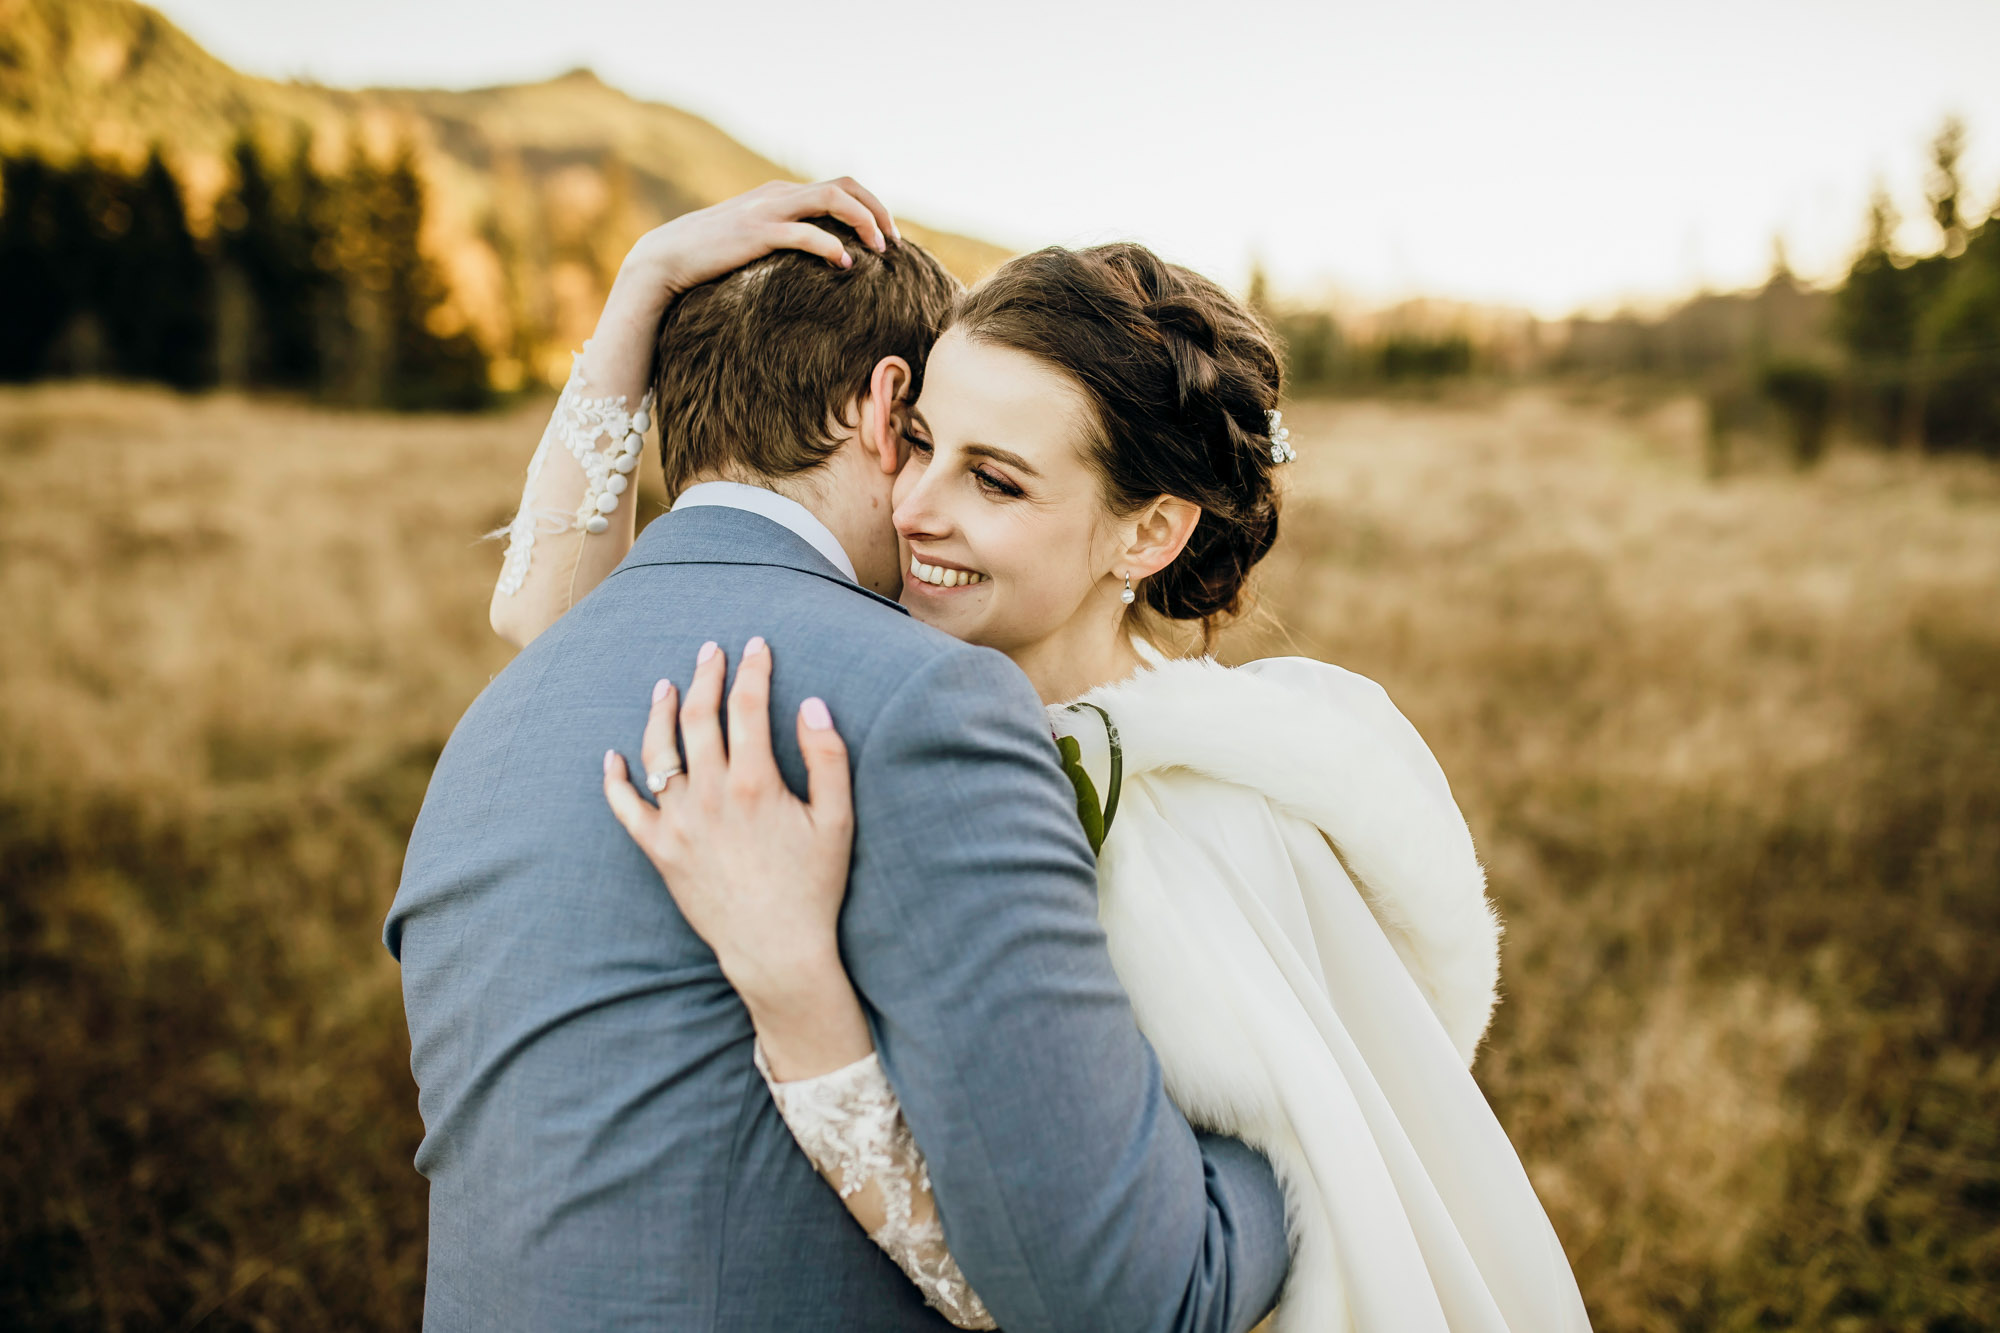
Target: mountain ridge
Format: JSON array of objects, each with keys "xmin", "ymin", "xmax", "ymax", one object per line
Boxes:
[{"xmin": 0, "ymin": 0, "xmax": 1011, "ymax": 385}]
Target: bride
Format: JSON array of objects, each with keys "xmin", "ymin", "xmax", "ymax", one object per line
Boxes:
[{"xmin": 493, "ymin": 182, "xmax": 1591, "ymax": 1332}]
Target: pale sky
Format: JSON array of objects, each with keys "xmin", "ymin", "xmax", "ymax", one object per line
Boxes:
[{"xmin": 148, "ymin": 0, "xmax": 2000, "ymax": 316}]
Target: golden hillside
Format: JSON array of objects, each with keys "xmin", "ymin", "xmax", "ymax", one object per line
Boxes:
[{"xmin": 0, "ymin": 0, "xmax": 1012, "ymax": 385}]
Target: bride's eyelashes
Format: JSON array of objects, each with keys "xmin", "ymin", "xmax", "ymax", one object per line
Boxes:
[
  {"xmin": 972, "ymin": 466, "xmax": 1024, "ymax": 499},
  {"xmin": 903, "ymin": 433, "xmax": 1026, "ymax": 500}
]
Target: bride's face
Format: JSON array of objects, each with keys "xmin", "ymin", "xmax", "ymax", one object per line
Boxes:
[{"xmin": 892, "ymin": 329, "xmax": 1129, "ymax": 654}]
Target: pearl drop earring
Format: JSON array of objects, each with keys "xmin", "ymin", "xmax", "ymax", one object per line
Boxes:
[{"xmin": 1120, "ymin": 573, "xmax": 1136, "ymax": 605}]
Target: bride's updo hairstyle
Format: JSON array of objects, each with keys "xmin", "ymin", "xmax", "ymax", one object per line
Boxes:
[{"xmin": 951, "ymin": 243, "xmax": 1284, "ymax": 640}]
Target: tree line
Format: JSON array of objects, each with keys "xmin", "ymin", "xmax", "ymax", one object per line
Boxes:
[
  {"xmin": 1248, "ymin": 269, "xmax": 1479, "ymax": 391},
  {"xmin": 1833, "ymin": 117, "xmax": 2000, "ymax": 454},
  {"xmin": 0, "ymin": 137, "xmax": 489, "ymax": 410},
  {"xmin": 1259, "ymin": 118, "xmax": 2000, "ymax": 460}
]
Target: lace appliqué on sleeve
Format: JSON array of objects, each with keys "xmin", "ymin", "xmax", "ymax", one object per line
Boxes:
[
  {"xmin": 494, "ymin": 428, "xmax": 558, "ymax": 597},
  {"xmin": 494, "ymin": 342, "xmax": 655, "ymax": 597},
  {"xmin": 755, "ymin": 1044, "xmax": 996, "ymax": 1330}
]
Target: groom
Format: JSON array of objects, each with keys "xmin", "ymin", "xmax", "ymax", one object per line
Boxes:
[{"xmin": 387, "ymin": 196, "xmax": 1288, "ymax": 1332}]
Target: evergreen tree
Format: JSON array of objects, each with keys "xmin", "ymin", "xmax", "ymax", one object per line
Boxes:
[
  {"xmin": 2, "ymin": 152, "xmax": 210, "ymax": 386},
  {"xmin": 315, "ymin": 145, "xmax": 388, "ymax": 405},
  {"xmin": 0, "ymin": 158, "xmax": 78, "ymax": 379},
  {"xmin": 114, "ymin": 150, "xmax": 211, "ymax": 387},
  {"xmin": 294, "ymin": 134, "xmax": 352, "ymax": 398},
  {"xmin": 1918, "ymin": 197, "xmax": 2000, "ymax": 451},
  {"xmin": 1768, "ymin": 235, "xmax": 1794, "ymax": 285},
  {"xmin": 1280, "ymin": 310, "xmax": 1341, "ymax": 390},
  {"xmin": 1835, "ymin": 186, "xmax": 1920, "ymax": 444},
  {"xmin": 62, "ymin": 159, "xmax": 130, "ymax": 375},
  {"xmin": 377, "ymin": 143, "xmax": 488, "ymax": 410},
  {"xmin": 1926, "ymin": 115, "xmax": 1968, "ymax": 258},
  {"xmin": 1836, "ymin": 121, "xmax": 2000, "ymax": 454},
  {"xmin": 214, "ymin": 132, "xmax": 334, "ymax": 389},
  {"xmin": 1, "ymin": 135, "xmax": 486, "ymax": 409},
  {"xmin": 273, "ymin": 132, "xmax": 339, "ymax": 388},
  {"xmin": 1836, "ymin": 187, "xmax": 1914, "ymax": 359},
  {"xmin": 211, "ymin": 136, "xmax": 267, "ymax": 385},
  {"xmin": 1899, "ymin": 119, "xmax": 1978, "ymax": 449}
]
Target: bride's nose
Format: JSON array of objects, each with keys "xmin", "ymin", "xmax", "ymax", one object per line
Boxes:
[{"xmin": 893, "ymin": 470, "xmax": 952, "ymax": 545}]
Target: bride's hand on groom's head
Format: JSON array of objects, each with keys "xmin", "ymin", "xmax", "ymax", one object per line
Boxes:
[
  {"xmin": 602, "ymin": 637, "xmax": 858, "ymax": 1014},
  {"xmin": 624, "ymin": 177, "xmax": 900, "ymax": 301},
  {"xmin": 583, "ymin": 178, "xmax": 899, "ymax": 463}
]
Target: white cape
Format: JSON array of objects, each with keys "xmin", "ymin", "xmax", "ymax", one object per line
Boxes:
[{"xmin": 1061, "ymin": 656, "xmax": 1591, "ymax": 1333}]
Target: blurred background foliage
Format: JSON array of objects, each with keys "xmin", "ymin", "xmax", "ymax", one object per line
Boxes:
[
  {"xmin": 1256, "ymin": 115, "xmax": 2000, "ymax": 465},
  {"xmin": 2, "ymin": 0, "xmax": 1998, "ymax": 1329},
  {"xmin": 0, "ymin": 0, "xmax": 1006, "ymax": 408},
  {"xmin": 3, "ymin": 0, "xmax": 1995, "ymax": 452},
  {"xmin": 0, "ymin": 142, "xmax": 490, "ymax": 409}
]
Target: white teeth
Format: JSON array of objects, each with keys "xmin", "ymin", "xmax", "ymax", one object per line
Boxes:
[{"xmin": 909, "ymin": 556, "xmax": 986, "ymax": 588}]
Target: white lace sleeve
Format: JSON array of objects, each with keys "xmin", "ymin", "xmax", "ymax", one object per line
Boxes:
[
  {"xmin": 754, "ymin": 1044, "xmax": 996, "ymax": 1330},
  {"xmin": 494, "ymin": 342, "xmax": 654, "ymax": 597}
]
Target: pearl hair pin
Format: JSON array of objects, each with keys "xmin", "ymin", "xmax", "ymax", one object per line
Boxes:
[{"xmin": 1267, "ymin": 410, "xmax": 1296, "ymax": 465}]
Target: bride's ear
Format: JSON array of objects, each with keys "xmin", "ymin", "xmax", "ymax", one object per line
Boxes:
[
  {"xmin": 858, "ymin": 356, "xmax": 914, "ymax": 475},
  {"xmin": 1123, "ymin": 496, "xmax": 1201, "ymax": 580}
]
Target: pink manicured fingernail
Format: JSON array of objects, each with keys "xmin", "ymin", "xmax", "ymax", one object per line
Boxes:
[
  {"xmin": 839, "ymin": 250, "xmax": 853, "ymax": 269},
  {"xmin": 652, "ymin": 678, "xmax": 671, "ymax": 703},
  {"xmin": 801, "ymin": 697, "xmax": 832, "ymax": 731},
  {"xmin": 697, "ymin": 641, "xmax": 718, "ymax": 664},
  {"xmin": 603, "ymin": 749, "xmax": 618, "ymax": 774},
  {"xmin": 744, "ymin": 636, "xmax": 767, "ymax": 658}
]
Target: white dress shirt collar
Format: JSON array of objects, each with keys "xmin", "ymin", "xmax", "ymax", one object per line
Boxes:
[{"xmin": 669, "ymin": 480, "xmax": 858, "ymax": 583}]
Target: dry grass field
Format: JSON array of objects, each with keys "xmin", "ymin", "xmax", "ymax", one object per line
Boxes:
[{"xmin": 1, "ymin": 381, "xmax": 1996, "ymax": 1330}]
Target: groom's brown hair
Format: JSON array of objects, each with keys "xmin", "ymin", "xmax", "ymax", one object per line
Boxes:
[{"xmin": 651, "ymin": 219, "xmax": 960, "ymax": 496}]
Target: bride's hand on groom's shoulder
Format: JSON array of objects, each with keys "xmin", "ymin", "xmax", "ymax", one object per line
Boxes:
[
  {"xmin": 602, "ymin": 638, "xmax": 873, "ymax": 1078},
  {"xmin": 620, "ymin": 177, "xmax": 900, "ymax": 304}
]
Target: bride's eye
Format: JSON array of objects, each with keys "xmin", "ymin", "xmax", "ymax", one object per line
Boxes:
[
  {"xmin": 904, "ymin": 433, "xmax": 934, "ymax": 459},
  {"xmin": 973, "ymin": 466, "xmax": 1024, "ymax": 499}
]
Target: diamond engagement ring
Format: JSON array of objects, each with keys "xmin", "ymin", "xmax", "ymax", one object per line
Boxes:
[{"xmin": 645, "ymin": 762, "xmax": 682, "ymax": 794}]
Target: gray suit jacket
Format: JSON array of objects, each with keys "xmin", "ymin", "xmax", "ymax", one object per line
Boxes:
[{"xmin": 386, "ymin": 506, "xmax": 1288, "ymax": 1332}]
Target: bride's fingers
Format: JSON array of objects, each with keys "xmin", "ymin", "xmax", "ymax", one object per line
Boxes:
[
  {"xmin": 805, "ymin": 180, "xmax": 888, "ymax": 253},
  {"xmin": 796, "ymin": 698, "xmax": 853, "ymax": 839},
  {"xmin": 679, "ymin": 641, "xmax": 729, "ymax": 778},
  {"xmin": 639, "ymin": 678, "xmax": 682, "ymax": 796},
  {"xmin": 826, "ymin": 176, "xmax": 899, "ymax": 247},
  {"xmin": 601, "ymin": 749, "xmax": 657, "ymax": 840},
  {"xmin": 724, "ymin": 638, "xmax": 780, "ymax": 792},
  {"xmin": 768, "ymin": 221, "xmax": 853, "ymax": 270}
]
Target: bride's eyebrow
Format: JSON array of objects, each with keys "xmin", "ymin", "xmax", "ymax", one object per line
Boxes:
[{"xmin": 965, "ymin": 443, "xmax": 1040, "ymax": 478}]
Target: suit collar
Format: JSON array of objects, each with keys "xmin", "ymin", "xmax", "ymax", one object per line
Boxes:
[{"xmin": 611, "ymin": 506, "xmax": 910, "ymax": 617}]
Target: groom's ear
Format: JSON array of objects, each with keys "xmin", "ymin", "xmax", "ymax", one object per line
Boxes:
[{"xmin": 858, "ymin": 356, "xmax": 914, "ymax": 476}]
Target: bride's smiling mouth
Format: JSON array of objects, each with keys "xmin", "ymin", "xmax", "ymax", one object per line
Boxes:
[{"xmin": 908, "ymin": 554, "xmax": 989, "ymax": 590}]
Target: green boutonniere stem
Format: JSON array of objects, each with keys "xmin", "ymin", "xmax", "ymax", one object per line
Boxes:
[
  {"xmin": 1057, "ymin": 733, "xmax": 1107, "ymax": 855},
  {"xmin": 1055, "ymin": 702, "xmax": 1121, "ymax": 858}
]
